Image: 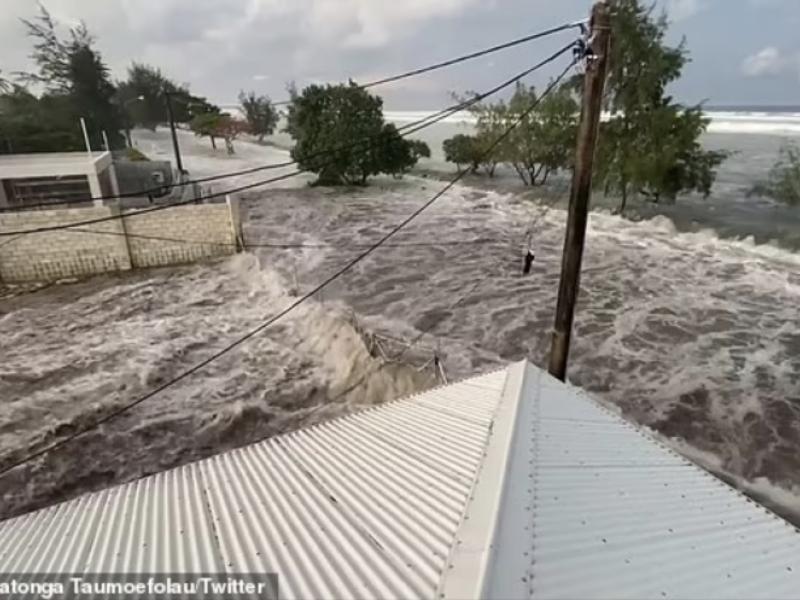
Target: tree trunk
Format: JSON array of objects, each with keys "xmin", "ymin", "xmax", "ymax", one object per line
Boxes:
[
  {"xmin": 532, "ymin": 164, "xmax": 545, "ymax": 185},
  {"xmin": 210, "ymin": 136, "xmax": 217, "ymax": 150},
  {"xmin": 619, "ymin": 185, "xmax": 628, "ymax": 215},
  {"xmin": 512, "ymin": 163, "xmax": 528, "ymax": 186}
]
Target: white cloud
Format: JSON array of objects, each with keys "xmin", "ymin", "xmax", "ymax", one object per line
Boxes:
[
  {"xmin": 0, "ymin": 0, "xmax": 481, "ymax": 97},
  {"xmin": 305, "ymin": 0, "xmax": 481, "ymax": 48},
  {"xmin": 741, "ymin": 46, "xmax": 800, "ymax": 78}
]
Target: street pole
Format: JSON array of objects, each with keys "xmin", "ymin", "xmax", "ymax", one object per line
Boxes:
[
  {"xmin": 547, "ymin": 0, "xmax": 612, "ymax": 382},
  {"xmin": 79, "ymin": 117, "xmax": 92, "ymax": 158},
  {"xmin": 164, "ymin": 91, "xmax": 185, "ymax": 177}
]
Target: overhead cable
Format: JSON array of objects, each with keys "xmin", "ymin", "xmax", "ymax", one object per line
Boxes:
[{"xmin": 0, "ymin": 53, "xmax": 579, "ymax": 478}]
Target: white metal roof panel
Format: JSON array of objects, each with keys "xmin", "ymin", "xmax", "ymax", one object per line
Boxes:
[
  {"xmin": 443, "ymin": 362, "xmax": 800, "ymax": 600},
  {"xmin": 0, "ymin": 369, "xmax": 509, "ymax": 600}
]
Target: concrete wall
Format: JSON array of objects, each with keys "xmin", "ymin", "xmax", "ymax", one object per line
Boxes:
[
  {"xmin": 125, "ymin": 203, "xmax": 237, "ymax": 269},
  {"xmin": 0, "ymin": 198, "xmax": 241, "ymax": 284},
  {"xmin": 113, "ymin": 160, "xmax": 173, "ymax": 198}
]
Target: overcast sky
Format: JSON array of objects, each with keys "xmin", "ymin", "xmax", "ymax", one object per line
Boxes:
[{"xmin": 1, "ymin": 0, "xmax": 798, "ymax": 109}]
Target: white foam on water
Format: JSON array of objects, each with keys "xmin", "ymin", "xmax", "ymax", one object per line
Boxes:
[
  {"xmin": 385, "ymin": 109, "xmax": 800, "ymax": 136},
  {"xmin": 3, "ymin": 130, "xmax": 800, "ymax": 527}
]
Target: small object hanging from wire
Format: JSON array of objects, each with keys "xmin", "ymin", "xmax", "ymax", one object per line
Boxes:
[
  {"xmin": 523, "ymin": 249, "xmax": 536, "ymax": 275},
  {"xmin": 522, "ymin": 231, "xmax": 536, "ymax": 275}
]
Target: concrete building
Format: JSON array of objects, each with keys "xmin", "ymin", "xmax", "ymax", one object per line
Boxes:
[{"xmin": 0, "ymin": 151, "xmax": 119, "ymax": 209}]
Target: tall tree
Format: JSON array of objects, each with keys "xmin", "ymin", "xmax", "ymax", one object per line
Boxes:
[
  {"xmin": 238, "ymin": 91, "xmax": 279, "ymax": 141},
  {"xmin": 451, "ymin": 82, "xmax": 578, "ymax": 185},
  {"xmin": 117, "ymin": 63, "xmax": 218, "ymax": 131},
  {"xmin": 20, "ymin": 5, "xmax": 125, "ymax": 149},
  {"xmin": 595, "ymin": 0, "xmax": 728, "ymax": 212}
]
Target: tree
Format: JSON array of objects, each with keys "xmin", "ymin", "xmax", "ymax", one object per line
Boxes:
[
  {"xmin": 0, "ymin": 87, "xmax": 84, "ymax": 153},
  {"xmin": 190, "ymin": 112, "xmax": 223, "ymax": 150},
  {"xmin": 286, "ymin": 82, "xmax": 424, "ymax": 185},
  {"xmin": 409, "ymin": 140, "xmax": 431, "ymax": 161},
  {"xmin": 215, "ymin": 116, "xmax": 249, "ymax": 155},
  {"xmin": 499, "ymin": 82, "xmax": 578, "ymax": 186},
  {"xmin": 453, "ymin": 81, "xmax": 578, "ymax": 185},
  {"xmin": 378, "ymin": 127, "xmax": 430, "ymax": 178},
  {"xmin": 751, "ymin": 143, "xmax": 800, "ymax": 206},
  {"xmin": 190, "ymin": 112, "xmax": 248, "ymax": 154},
  {"xmin": 443, "ymin": 134, "xmax": 482, "ymax": 173},
  {"xmin": 18, "ymin": 5, "xmax": 125, "ymax": 150},
  {"xmin": 594, "ymin": 0, "xmax": 728, "ymax": 213},
  {"xmin": 117, "ymin": 63, "xmax": 218, "ymax": 131},
  {"xmin": 239, "ymin": 91, "xmax": 279, "ymax": 141}
]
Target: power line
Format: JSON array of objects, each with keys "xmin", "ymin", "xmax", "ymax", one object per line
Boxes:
[
  {"xmin": 0, "ymin": 41, "xmax": 578, "ymax": 239},
  {"xmin": 0, "ymin": 53, "xmax": 578, "ymax": 478},
  {"xmin": 273, "ymin": 20, "xmax": 584, "ymax": 105},
  {"xmin": 0, "ymin": 20, "xmax": 582, "ymax": 213}
]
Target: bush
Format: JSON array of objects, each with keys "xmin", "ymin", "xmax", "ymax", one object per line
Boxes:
[
  {"xmin": 751, "ymin": 143, "xmax": 800, "ymax": 206},
  {"xmin": 443, "ymin": 134, "xmax": 482, "ymax": 173},
  {"xmin": 286, "ymin": 82, "xmax": 424, "ymax": 186}
]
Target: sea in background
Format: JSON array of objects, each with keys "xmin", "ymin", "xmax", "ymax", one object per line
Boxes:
[{"xmin": 384, "ymin": 106, "xmax": 800, "ymax": 251}]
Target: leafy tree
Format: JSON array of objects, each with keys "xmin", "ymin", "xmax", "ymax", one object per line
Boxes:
[
  {"xmin": 454, "ymin": 82, "xmax": 578, "ymax": 185},
  {"xmin": 378, "ymin": 127, "xmax": 430, "ymax": 178},
  {"xmin": 409, "ymin": 140, "xmax": 431, "ymax": 161},
  {"xmin": 0, "ymin": 87, "xmax": 84, "ymax": 153},
  {"xmin": 190, "ymin": 112, "xmax": 224, "ymax": 150},
  {"xmin": 20, "ymin": 5, "xmax": 125, "ymax": 149},
  {"xmin": 190, "ymin": 112, "xmax": 249, "ymax": 154},
  {"xmin": 595, "ymin": 0, "xmax": 728, "ymax": 212},
  {"xmin": 216, "ymin": 116, "xmax": 249, "ymax": 155},
  {"xmin": 286, "ymin": 82, "xmax": 424, "ymax": 185},
  {"xmin": 500, "ymin": 83, "xmax": 578, "ymax": 186},
  {"xmin": 443, "ymin": 134, "xmax": 482, "ymax": 173},
  {"xmin": 751, "ymin": 144, "xmax": 800, "ymax": 206},
  {"xmin": 117, "ymin": 63, "xmax": 218, "ymax": 131},
  {"xmin": 239, "ymin": 91, "xmax": 279, "ymax": 141}
]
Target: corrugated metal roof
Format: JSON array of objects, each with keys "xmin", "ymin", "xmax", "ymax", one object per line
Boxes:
[
  {"xmin": 2, "ymin": 362, "xmax": 799, "ymax": 600},
  {"xmin": 0, "ymin": 369, "xmax": 509, "ymax": 599},
  {"xmin": 443, "ymin": 363, "xmax": 800, "ymax": 600}
]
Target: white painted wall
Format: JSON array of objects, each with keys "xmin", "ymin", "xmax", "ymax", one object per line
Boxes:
[{"xmin": 0, "ymin": 152, "xmax": 118, "ymax": 207}]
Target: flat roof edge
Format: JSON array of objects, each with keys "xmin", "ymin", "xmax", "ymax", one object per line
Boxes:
[{"xmin": 439, "ymin": 360, "xmax": 535, "ymax": 600}]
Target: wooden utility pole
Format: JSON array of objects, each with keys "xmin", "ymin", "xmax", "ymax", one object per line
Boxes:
[{"xmin": 548, "ymin": 1, "xmax": 612, "ymax": 382}]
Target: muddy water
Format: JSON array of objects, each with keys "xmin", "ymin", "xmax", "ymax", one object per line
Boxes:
[{"xmin": 1, "ymin": 178, "xmax": 799, "ymax": 524}]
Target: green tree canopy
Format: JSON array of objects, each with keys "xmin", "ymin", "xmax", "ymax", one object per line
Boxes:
[
  {"xmin": 443, "ymin": 134, "xmax": 482, "ymax": 173},
  {"xmin": 117, "ymin": 63, "xmax": 218, "ymax": 130},
  {"xmin": 239, "ymin": 91, "xmax": 279, "ymax": 141},
  {"xmin": 447, "ymin": 82, "xmax": 578, "ymax": 184},
  {"xmin": 0, "ymin": 87, "xmax": 84, "ymax": 153},
  {"xmin": 595, "ymin": 0, "xmax": 729, "ymax": 212},
  {"xmin": 286, "ymin": 82, "xmax": 424, "ymax": 185},
  {"xmin": 17, "ymin": 5, "xmax": 125, "ymax": 150}
]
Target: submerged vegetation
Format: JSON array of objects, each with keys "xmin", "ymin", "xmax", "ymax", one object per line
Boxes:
[{"xmin": 752, "ymin": 143, "xmax": 800, "ymax": 206}]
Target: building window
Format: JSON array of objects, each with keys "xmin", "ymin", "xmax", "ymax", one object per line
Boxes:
[{"xmin": 4, "ymin": 175, "xmax": 92, "ymax": 209}]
